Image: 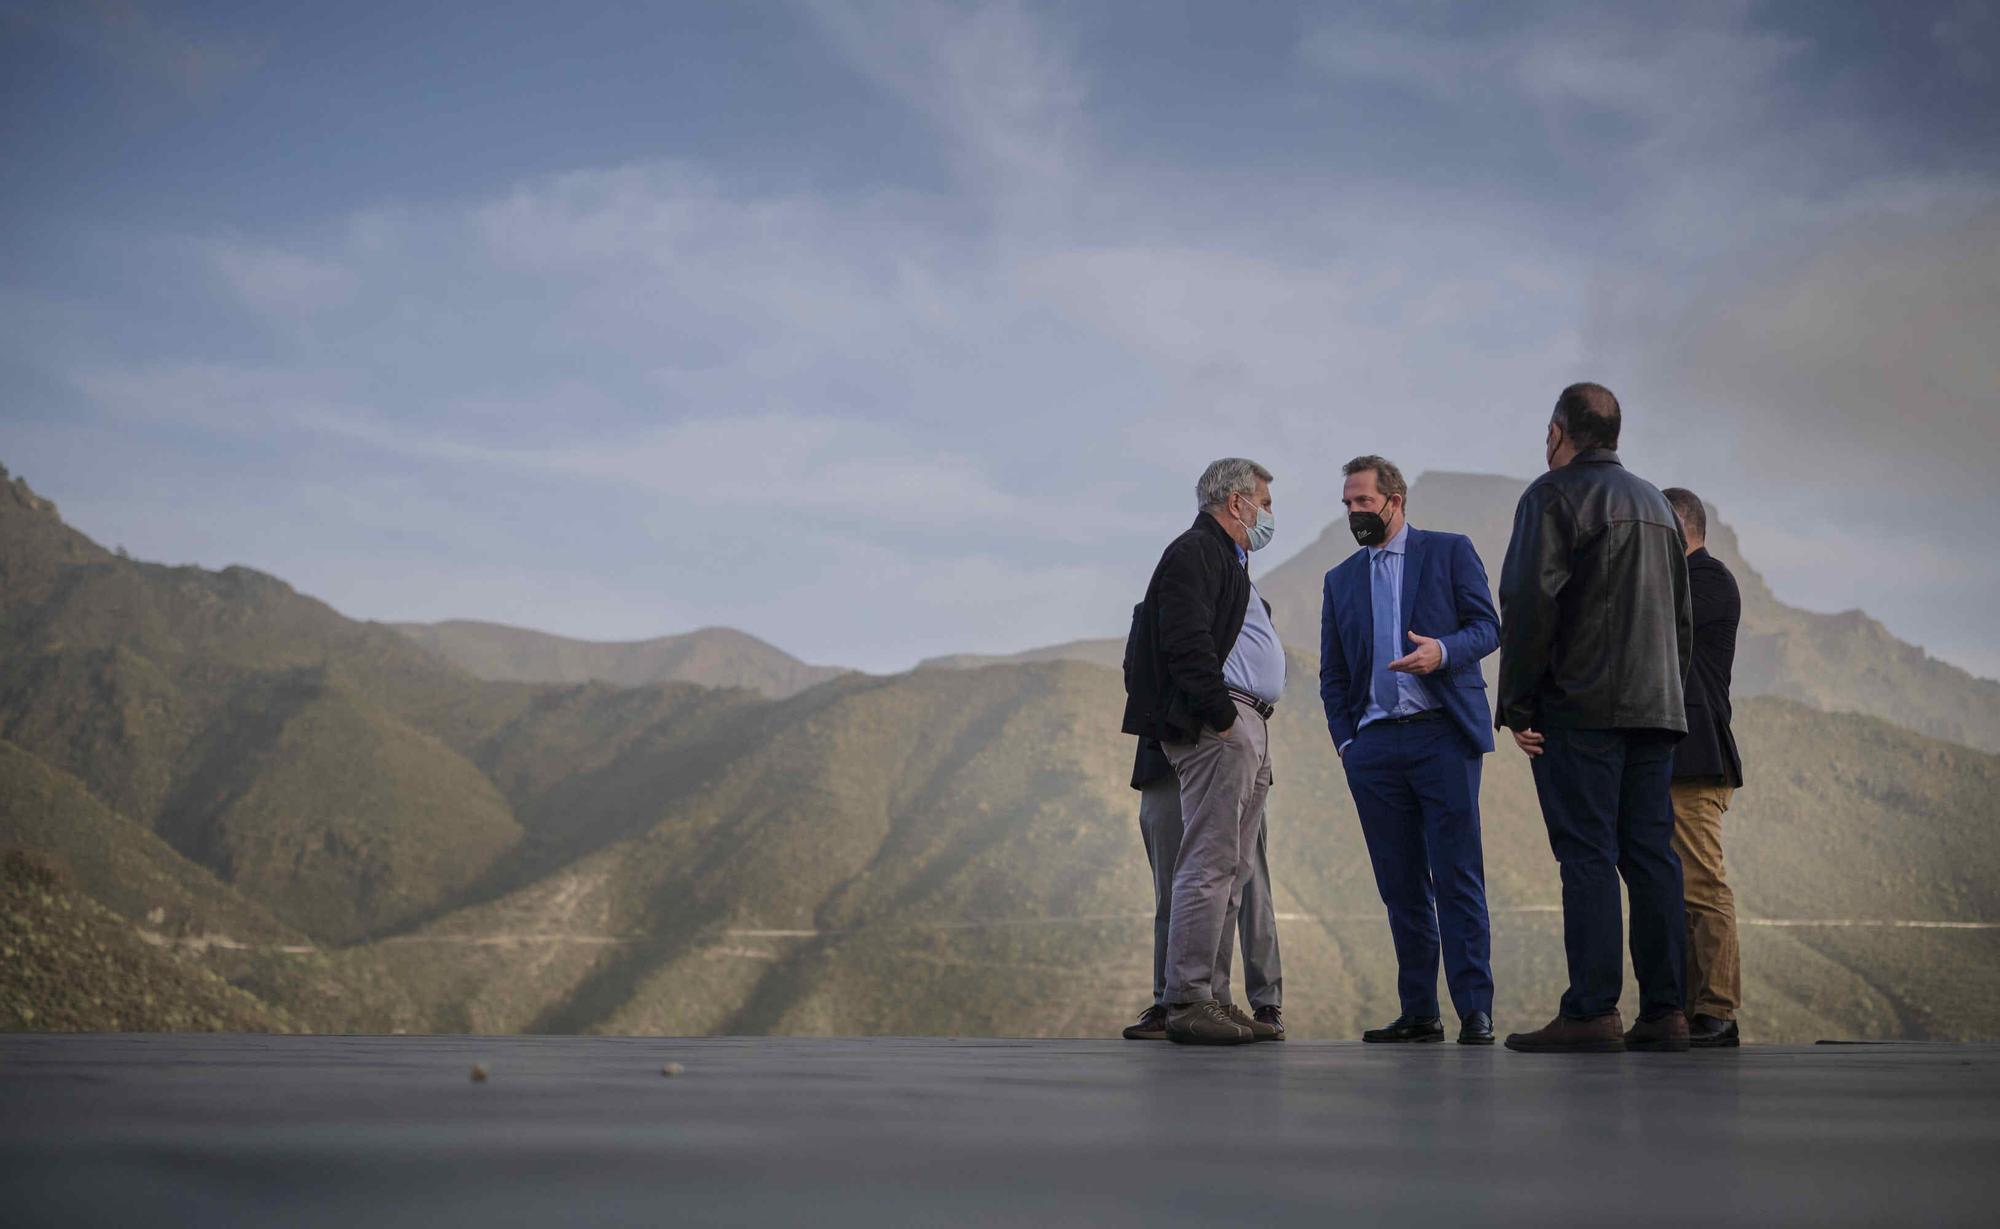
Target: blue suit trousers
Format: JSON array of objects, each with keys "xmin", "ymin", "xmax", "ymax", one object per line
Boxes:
[{"xmin": 1342, "ymin": 717, "xmax": 1494, "ymax": 1020}]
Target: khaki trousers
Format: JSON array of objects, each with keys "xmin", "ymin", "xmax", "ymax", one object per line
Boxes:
[
  {"xmin": 1669, "ymin": 781, "xmax": 1739, "ymax": 1019},
  {"xmin": 1139, "ymin": 778, "xmax": 1281, "ymax": 1010},
  {"xmin": 1160, "ymin": 699, "xmax": 1273, "ymax": 1005}
]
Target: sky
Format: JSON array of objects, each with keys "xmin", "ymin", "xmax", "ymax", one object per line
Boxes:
[{"xmin": 4, "ymin": 0, "xmax": 1998, "ymax": 676}]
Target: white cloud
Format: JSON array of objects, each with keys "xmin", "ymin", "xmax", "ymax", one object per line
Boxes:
[
  {"xmin": 206, "ymin": 241, "xmax": 358, "ymax": 317},
  {"xmin": 29, "ymin": 1, "xmax": 2000, "ymax": 677},
  {"xmin": 805, "ymin": 0, "xmax": 1088, "ymax": 215},
  {"xmin": 1631, "ymin": 208, "xmax": 2000, "ymax": 500},
  {"xmin": 72, "ymin": 362, "xmax": 352, "ymax": 433}
]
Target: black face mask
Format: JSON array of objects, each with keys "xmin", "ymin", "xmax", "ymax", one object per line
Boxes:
[{"xmin": 1349, "ymin": 509, "xmax": 1390, "ymax": 547}]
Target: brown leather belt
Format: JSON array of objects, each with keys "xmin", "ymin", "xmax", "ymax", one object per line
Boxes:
[{"xmin": 1227, "ymin": 688, "xmax": 1276, "ymax": 721}]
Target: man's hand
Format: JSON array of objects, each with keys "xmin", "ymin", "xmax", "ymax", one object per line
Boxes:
[
  {"xmin": 1511, "ymin": 728, "xmax": 1545, "ymax": 758},
  {"xmin": 1387, "ymin": 631, "xmax": 1444, "ymax": 676}
]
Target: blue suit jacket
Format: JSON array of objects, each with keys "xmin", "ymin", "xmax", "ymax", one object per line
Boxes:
[{"xmin": 1318, "ymin": 527, "xmax": 1500, "ymax": 755}]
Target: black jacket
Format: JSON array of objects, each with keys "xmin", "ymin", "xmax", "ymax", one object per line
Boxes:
[
  {"xmin": 1129, "ymin": 737, "xmax": 1173, "ymax": 790},
  {"xmin": 1672, "ymin": 548, "xmax": 1744, "ymax": 785},
  {"xmin": 1123, "ymin": 603, "xmax": 1175, "ymax": 789},
  {"xmin": 1122, "ymin": 512, "xmax": 1252, "ymax": 745},
  {"xmin": 1495, "ymin": 450, "xmax": 1693, "ymax": 733}
]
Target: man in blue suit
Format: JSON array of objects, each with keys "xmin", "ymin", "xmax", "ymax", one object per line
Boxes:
[{"xmin": 1319, "ymin": 456, "xmax": 1501, "ymax": 1045}]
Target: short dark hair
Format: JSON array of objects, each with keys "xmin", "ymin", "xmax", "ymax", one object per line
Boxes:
[
  {"xmin": 1661, "ymin": 487, "xmax": 1706, "ymax": 541},
  {"xmin": 1551, "ymin": 382, "xmax": 1621, "ymax": 451},
  {"xmin": 1341, "ymin": 455, "xmax": 1407, "ymax": 502}
]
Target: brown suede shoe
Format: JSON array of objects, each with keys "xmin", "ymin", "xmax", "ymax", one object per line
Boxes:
[
  {"xmin": 1166, "ymin": 999, "xmax": 1254, "ymax": 1045},
  {"xmin": 1624, "ymin": 1012, "xmax": 1691, "ymax": 1052},
  {"xmin": 1223, "ymin": 1003, "xmax": 1281, "ymax": 1041},
  {"xmin": 1504, "ymin": 1012, "xmax": 1626, "ymax": 1053}
]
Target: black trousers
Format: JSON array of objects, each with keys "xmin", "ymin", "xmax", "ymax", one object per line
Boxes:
[{"xmin": 1530, "ymin": 726, "xmax": 1686, "ymax": 1020}]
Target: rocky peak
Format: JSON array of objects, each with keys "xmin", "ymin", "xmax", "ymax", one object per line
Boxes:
[{"xmin": 5, "ymin": 470, "xmax": 62, "ymax": 522}]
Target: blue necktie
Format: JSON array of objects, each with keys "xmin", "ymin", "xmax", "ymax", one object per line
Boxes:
[{"xmin": 1372, "ymin": 550, "xmax": 1398, "ymax": 715}]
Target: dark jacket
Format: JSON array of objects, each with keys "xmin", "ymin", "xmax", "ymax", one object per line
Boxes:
[
  {"xmin": 1124, "ymin": 603, "xmax": 1175, "ymax": 789},
  {"xmin": 1130, "ymin": 737, "xmax": 1173, "ymax": 789},
  {"xmin": 1319, "ymin": 528, "xmax": 1500, "ymax": 756},
  {"xmin": 1672, "ymin": 547, "xmax": 1744, "ymax": 785},
  {"xmin": 1122, "ymin": 512, "xmax": 1253, "ymax": 745},
  {"xmin": 1495, "ymin": 450, "xmax": 1693, "ymax": 733}
]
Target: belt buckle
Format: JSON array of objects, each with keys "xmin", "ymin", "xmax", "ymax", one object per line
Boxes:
[{"xmin": 1229, "ymin": 689, "xmax": 1273, "ymax": 720}]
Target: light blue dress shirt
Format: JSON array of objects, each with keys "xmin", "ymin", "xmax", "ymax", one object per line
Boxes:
[
  {"xmin": 1348, "ymin": 523, "xmax": 1446, "ymax": 746},
  {"xmin": 1224, "ymin": 544, "xmax": 1286, "ymax": 705}
]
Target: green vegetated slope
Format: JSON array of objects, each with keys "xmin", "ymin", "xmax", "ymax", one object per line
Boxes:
[
  {"xmin": 0, "ymin": 738, "xmax": 299, "ymax": 944},
  {"xmin": 1, "ymin": 848, "xmax": 297, "ymax": 1032},
  {"xmin": 0, "ymin": 474, "xmax": 734, "ymax": 940},
  {"xmin": 916, "ymin": 638, "xmax": 1125, "ymax": 673},
  {"xmin": 280, "ymin": 657, "xmax": 1999, "ymax": 1043},
  {"xmin": 2, "ymin": 463, "xmax": 1997, "ymax": 1041},
  {"xmin": 0, "ymin": 475, "xmax": 531, "ymax": 945},
  {"xmin": 394, "ymin": 619, "xmax": 849, "ymax": 699}
]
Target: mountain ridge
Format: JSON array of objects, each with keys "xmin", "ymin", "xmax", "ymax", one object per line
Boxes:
[
  {"xmin": 3, "ymin": 460, "xmax": 1997, "ymax": 1041},
  {"xmin": 393, "ymin": 619, "xmax": 849, "ymax": 700}
]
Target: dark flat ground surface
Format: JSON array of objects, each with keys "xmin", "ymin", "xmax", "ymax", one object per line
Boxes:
[{"xmin": 2, "ymin": 1035, "xmax": 1996, "ymax": 1227}]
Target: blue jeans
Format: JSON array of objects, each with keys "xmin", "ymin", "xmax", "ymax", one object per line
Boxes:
[{"xmin": 1530, "ymin": 726, "xmax": 1687, "ymax": 1020}]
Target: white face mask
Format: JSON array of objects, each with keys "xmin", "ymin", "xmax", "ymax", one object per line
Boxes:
[{"xmin": 1236, "ymin": 500, "xmax": 1275, "ymax": 552}]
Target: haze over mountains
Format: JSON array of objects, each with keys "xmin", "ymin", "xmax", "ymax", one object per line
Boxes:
[
  {"xmin": 3, "ymin": 461, "xmax": 1996, "ymax": 1041},
  {"xmin": 394, "ymin": 620, "xmax": 848, "ymax": 699}
]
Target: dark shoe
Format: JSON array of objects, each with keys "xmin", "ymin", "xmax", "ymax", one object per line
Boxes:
[
  {"xmin": 1253, "ymin": 1005, "xmax": 1286, "ymax": 1041},
  {"xmin": 1121, "ymin": 1005, "xmax": 1168, "ymax": 1041},
  {"xmin": 1457, "ymin": 1011, "xmax": 1495, "ymax": 1045},
  {"xmin": 1689, "ymin": 1014, "xmax": 1739, "ymax": 1049},
  {"xmin": 1504, "ymin": 1012, "xmax": 1626, "ymax": 1053},
  {"xmin": 1624, "ymin": 1011, "xmax": 1691, "ymax": 1052},
  {"xmin": 1363, "ymin": 1014, "xmax": 1445, "ymax": 1043},
  {"xmin": 1224, "ymin": 1003, "xmax": 1281, "ymax": 1041},
  {"xmin": 1166, "ymin": 999, "xmax": 1254, "ymax": 1046}
]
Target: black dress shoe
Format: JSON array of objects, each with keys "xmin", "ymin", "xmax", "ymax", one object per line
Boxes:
[
  {"xmin": 1457, "ymin": 1011, "xmax": 1494, "ymax": 1045},
  {"xmin": 1363, "ymin": 1014, "xmax": 1445, "ymax": 1043},
  {"xmin": 1689, "ymin": 1014, "xmax": 1740, "ymax": 1048},
  {"xmin": 1121, "ymin": 1004, "xmax": 1168, "ymax": 1041},
  {"xmin": 1253, "ymin": 1005, "xmax": 1286, "ymax": 1041}
]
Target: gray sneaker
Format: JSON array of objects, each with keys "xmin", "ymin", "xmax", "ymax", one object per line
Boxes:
[
  {"xmin": 1224, "ymin": 1003, "xmax": 1281, "ymax": 1041},
  {"xmin": 1167, "ymin": 999, "xmax": 1254, "ymax": 1045}
]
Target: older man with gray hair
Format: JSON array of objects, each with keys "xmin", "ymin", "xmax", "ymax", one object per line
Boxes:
[{"xmin": 1121, "ymin": 458, "xmax": 1285, "ymax": 1045}]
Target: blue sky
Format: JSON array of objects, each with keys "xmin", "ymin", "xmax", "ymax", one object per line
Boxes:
[{"xmin": 4, "ymin": 0, "xmax": 1998, "ymax": 675}]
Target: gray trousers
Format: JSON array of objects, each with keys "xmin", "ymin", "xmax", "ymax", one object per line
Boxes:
[
  {"xmin": 1141, "ymin": 776, "xmax": 1281, "ymax": 1009},
  {"xmin": 1160, "ymin": 699, "xmax": 1275, "ymax": 1005}
]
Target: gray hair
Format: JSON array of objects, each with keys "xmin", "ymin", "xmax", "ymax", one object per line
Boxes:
[{"xmin": 1196, "ymin": 458, "xmax": 1273, "ymax": 511}]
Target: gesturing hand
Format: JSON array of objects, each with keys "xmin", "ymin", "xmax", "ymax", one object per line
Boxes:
[
  {"xmin": 1511, "ymin": 728, "xmax": 1545, "ymax": 758},
  {"xmin": 1387, "ymin": 631, "xmax": 1444, "ymax": 676}
]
